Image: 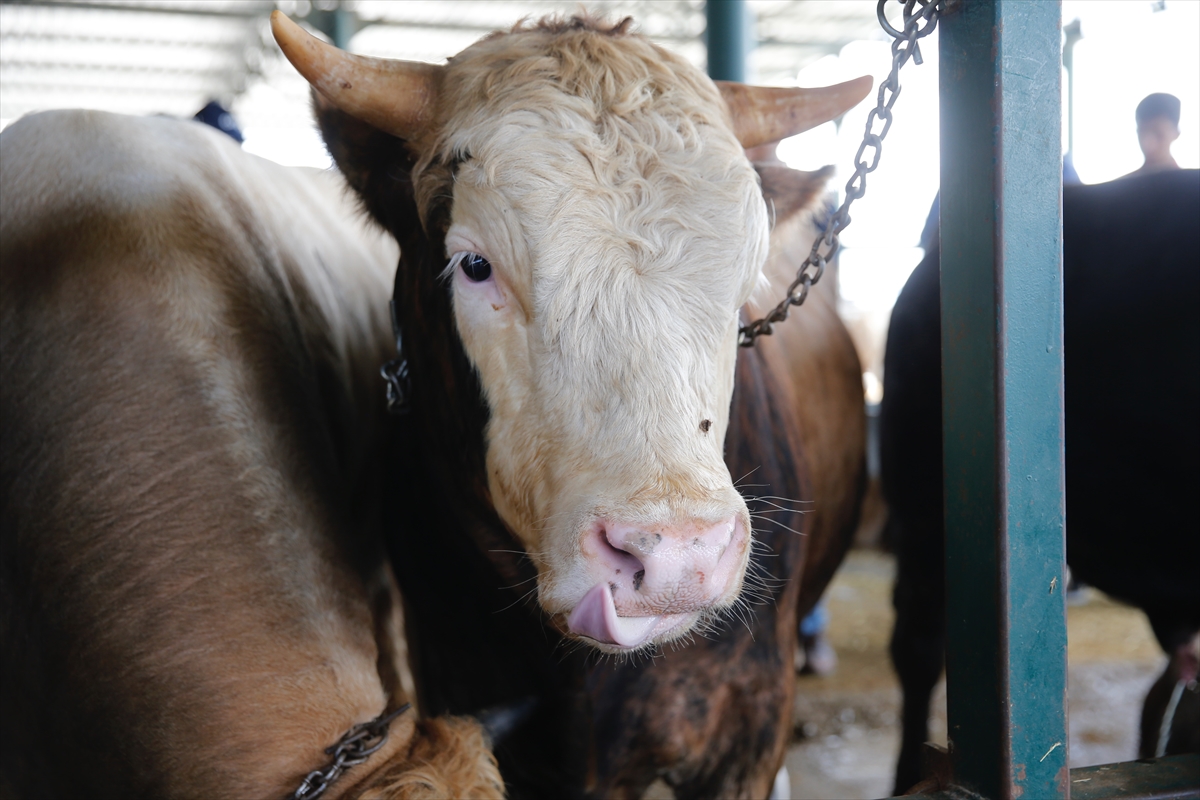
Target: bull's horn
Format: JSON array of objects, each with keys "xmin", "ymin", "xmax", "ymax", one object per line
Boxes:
[
  {"xmin": 270, "ymin": 10, "xmax": 441, "ymax": 140},
  {"xmin": 718, "ymin": 76, "xmax": 873, "ymax": 149}
]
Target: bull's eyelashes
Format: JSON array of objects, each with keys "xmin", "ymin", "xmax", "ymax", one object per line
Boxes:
[
  {"xmin": 444, "ymin": 238, "xmax": 507, "ymax": 312},
  {"xmin": 462, "ymin": 254, "xmax": 493, "ymax": 282},
  {"xmin": 449, "ymin": 252, "xmax": 493, "ymax": 282}
]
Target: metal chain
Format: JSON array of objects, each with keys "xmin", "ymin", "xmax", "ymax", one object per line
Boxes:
[
  {"xmin": 289, "ymin": 704, "xmax": 411, "ymax": 800},
  {"xmin": 381, "ymin": 299, "xmax": 412, "ymax": 415},
  {"xmin": 738, "ymin": 0, "xmax": 943, "ymax": 347}
]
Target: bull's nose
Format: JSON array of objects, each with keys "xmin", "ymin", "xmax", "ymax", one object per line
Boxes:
[{"xmin": 586, "ymin": 514, "xmax": 744, "ymax": 610}]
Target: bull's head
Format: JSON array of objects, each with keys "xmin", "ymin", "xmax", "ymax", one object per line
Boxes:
[{"xmin": 272, "ymin": 12, "xmax": 868, "ymax": 653}]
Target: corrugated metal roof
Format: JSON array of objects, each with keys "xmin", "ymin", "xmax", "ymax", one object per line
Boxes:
[
  {"xmin": 1, "ymin": 0, "xmax": 888, "ymax": 126},
  {"xmin": 1, "ymin": 1, "xmax": 270, "ymax": 118}
]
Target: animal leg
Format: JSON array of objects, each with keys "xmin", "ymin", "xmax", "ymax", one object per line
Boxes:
[
  {"xmin": 1139, "ymin": 630, "xmax": 1200, "ymax": 759},
  {"xmin": 889, "ymin": 517, "xmax": 946, "ymax": 796}
]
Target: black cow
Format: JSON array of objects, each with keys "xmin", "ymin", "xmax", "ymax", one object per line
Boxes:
[{"xmin": 883, "ymin": 169, "xmax": 1200, "ymax": 793}]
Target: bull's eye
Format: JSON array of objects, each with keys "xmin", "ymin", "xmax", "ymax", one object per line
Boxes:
[{"xmin": 459, "ymin": 253, "xmax": 492, "ymax": 282}]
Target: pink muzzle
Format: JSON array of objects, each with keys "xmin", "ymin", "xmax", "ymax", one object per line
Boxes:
[{"xmin": 566, "ymin": 514, "xmax": 746, "ymax": 648}]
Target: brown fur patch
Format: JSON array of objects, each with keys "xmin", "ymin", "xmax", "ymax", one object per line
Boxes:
[
  {"xmin": 756, "ymin": 164, "xmax": 836, "ymax": 227},
  {"xmin": 357, "ymin": 717, "xmax": 503, "ymax": 800},
  {"xmin": 0, "ymin": 109, "xmax": 503, "ymax": 798}
]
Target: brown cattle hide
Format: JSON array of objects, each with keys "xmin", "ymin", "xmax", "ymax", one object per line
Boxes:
[{"xmin": 0, "ymin": 110, "xmax": 502, "ymax": 800}]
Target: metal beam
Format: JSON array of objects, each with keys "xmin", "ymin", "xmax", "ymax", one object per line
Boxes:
[
  {"xmin": 938, "ymin": 2, "xmax": 1068, "ymax": 798},
  {"xmin": 0, "ymin": 0, "xmax": 274, "ymax": 18},
  {"xmin": 1070, "ymin": 754, "xmax": 1200, "ymax": 800}
]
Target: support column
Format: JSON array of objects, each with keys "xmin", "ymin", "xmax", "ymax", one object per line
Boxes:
[
  {"xmin": 705, "ymin": 0, "xmax": 747, "ymax": 82},
  {"xmin": 938, "ymin": 2, "xmax": 1069, "ymax": 798}
]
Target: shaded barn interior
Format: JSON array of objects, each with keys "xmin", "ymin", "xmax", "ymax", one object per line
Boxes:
[{"xmin": 2, "ymin": 3, "xmax": 1197, "ymax": 799}]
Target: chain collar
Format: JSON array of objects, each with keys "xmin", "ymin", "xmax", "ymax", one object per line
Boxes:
[
  {"xmin": 738, "ymin": 0, "xmax": 943, "ymax": 347},
  {"xmin": 381, "ymin": 298, "xmax": 412, "ymax": 415},
  {"xmin": 288, "ymin": 704, "xmax": 411, "ymax": 800},
  {"xmin": 378, "ymin": 1, "xmax": 945, "ymax": 375}
]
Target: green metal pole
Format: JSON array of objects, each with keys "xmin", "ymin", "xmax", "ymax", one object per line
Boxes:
[
  {"xmin": 939, "ymin": 2, "xmax": 1068, "ymax": 799},
  {"xmin": 333, "ymin": 5, "xmax": 355, "ymax": 51},
  {"xmin": 304, "ymin": 2, "xmax": 358, "ymax": 52},
  {"xmin": 705, "ymin": 0, "xmax": 746, "ymax": 82}
]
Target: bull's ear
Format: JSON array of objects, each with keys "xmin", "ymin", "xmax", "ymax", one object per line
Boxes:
[
  {"xmin": 313, "ymin": 90, "xmax": 419, "ymax": 238},
  {"xmin": 756, "ymin": 163, "xmax": 835, "ymax": 226}
]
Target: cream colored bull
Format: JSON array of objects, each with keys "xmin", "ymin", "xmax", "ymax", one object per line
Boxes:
[
  {"xmin": 0, "ymin": 12, "xmax": 868, "ymax": 797},
  {"xmin": 273, "ymin": 12, "xmax": 869, "ymax": 652}
]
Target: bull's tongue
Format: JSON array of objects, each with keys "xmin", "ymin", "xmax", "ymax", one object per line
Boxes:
[{"xmin": 567, "ymin": 583, "xmax": 659, "ymax": 648}]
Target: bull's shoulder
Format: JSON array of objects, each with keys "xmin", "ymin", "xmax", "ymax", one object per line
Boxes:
[
  {"xmin": 742, "ymin": 160, "xmax": 866, "ymax": 601},
  {"xmin": 0, "ymin": 111, "xmax": 404, "ymax": 794},
  {"xmin": 0, "ymin": 110, "xmax": 400, "ymax": 546},
  {"xmin": 2, "ymin": 109, "xmax": 394, "ymax": 288},
  {"xmin": 2, "ymin": 110, "xmax": 236, "ymax": 251},
  {"xmin": 1, "ymin": 109, "xmax": 397, "ymax": 394}
]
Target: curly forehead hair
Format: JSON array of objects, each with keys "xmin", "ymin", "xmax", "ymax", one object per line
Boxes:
[
  {"xmin": 507, "ymin": 12, "xmax": 635, "ymax": 37},
  {"xmin": 410, "ymin": 14, "xmax": 737, "ymax": 228}
]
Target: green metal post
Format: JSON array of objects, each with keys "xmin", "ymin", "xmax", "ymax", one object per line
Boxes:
[
  {"xmin": 332, "ymin": 5, "xmax": 355, "ymax": 51},
  {"xmin": 939, "ymin": 2, "xmax": 1068, "ymax": 799},
  {"xmin": 705, "ymin": 0, "xmax": 747, "ymax": 82},
  {"xmin": 304, "ymin": 2, "xmax": 358, "ymax": 51}
]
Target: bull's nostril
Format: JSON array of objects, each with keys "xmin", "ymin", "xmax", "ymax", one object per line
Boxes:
[
  {"xmin": 597, "ymin": 522, "xmax": 645, "ymax": 579},
  {"xmin": 633, "ymin": 570, "xmax": 645, "ymax": 591}
]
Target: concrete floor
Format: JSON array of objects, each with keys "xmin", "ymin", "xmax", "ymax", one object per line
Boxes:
[{"xmin": 784, "ymin": 550, "xmax": 1166, "ymax": 800}]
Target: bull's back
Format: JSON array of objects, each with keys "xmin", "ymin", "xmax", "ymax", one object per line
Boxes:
[
  {"xmin": 1061, "ymin": 170, "xmax": 1200, "ymax": 629},
  {"xmin": 0, "ymin": 111, "xmax": 400, "ymax": 797}
]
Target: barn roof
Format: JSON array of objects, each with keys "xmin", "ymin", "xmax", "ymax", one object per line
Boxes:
[{"xmin": 0, "ymin": 0, "xmax": 888, "ymax": 129}]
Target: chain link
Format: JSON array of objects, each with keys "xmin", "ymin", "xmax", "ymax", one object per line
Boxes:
[
  {"xmin": 738, "ymin": 0, "xmax": 943, "ymax": 347},
  {"xmin": 381, "ymin": 299, "xmax": 411, "ymax": 415},
  {"xmin": 289, "ymin": 704, "xmax": 411, "ymax": 800}
]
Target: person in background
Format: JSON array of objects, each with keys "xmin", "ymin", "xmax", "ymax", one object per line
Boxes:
[
  {"xmin": 798, "ymin": 599, "xmax": 838, "ymax": 675},
  {"xmin": 1125, "ymin": 92, "xmax": 1181, "ymax": 178},
  {"xmin": 193, "ymin": 100, "xmax": 244, "ymax": 144}
]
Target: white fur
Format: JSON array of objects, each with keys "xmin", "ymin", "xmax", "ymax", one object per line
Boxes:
[{"xmin": 418, "ymin": 22, "xmax": 770, "ymax": 645}]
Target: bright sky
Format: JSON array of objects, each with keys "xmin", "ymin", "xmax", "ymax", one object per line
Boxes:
[
  {"xmin": 776, "ymin": 28, "xmax": 941, "ymax": 381},
  {"xmin": 771, "ymin": 0, "xmax": 1199, "ymax": 389},
  {"xmin": 1064, "ymin": 0, "xmax": 1200, "ymax": 182}
]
